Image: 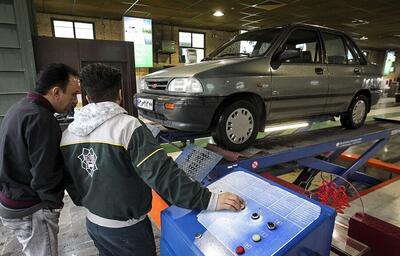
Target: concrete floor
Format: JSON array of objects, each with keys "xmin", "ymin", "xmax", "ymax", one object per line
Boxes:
[
  {"xmin": 0, "ymin": 193, "xmax": 162, "ymax": 256},
  {"xmin": 1, "ymin": 97, "xmax": 399, "ymax": 256}
]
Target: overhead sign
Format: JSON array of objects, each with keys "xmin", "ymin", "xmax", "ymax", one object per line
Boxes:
[{"xmin": 123, "ymin": 17, "xmax": 153, "ymax": 68}]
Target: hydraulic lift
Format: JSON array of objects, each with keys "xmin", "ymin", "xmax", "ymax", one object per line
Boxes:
[
  {"xmin": 211, "ymin": 119, "xmax": 399, "ymax": 186},
  {"xmin": 155, "ymin": 118, "xmax": 399, "ymax": 187},
  {"xmin": 149, "ymin": 117, "xmax": 400, "ymax": 255}
]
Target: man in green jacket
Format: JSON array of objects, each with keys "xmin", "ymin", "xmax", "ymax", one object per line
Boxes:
[{"xmin": 60, "ymin": 63, "xmax": 244, "ymax": 256}]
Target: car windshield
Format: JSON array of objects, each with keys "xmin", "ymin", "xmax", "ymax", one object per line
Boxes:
[{"xmin": 207, "ymin": 28, "xmax": 282, "ymax": 60}]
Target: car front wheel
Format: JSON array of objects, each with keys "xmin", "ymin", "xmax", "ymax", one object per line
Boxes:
[
  {"xmin": 340, "ymin": 94, "xmax": 369, "ymax": 129},
  {"xmin": 212, "ymin": 100, "xmax": 260, "ymax": 151}
]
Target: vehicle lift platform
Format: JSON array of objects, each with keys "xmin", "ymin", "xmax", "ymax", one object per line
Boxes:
[
  {"xmin": 154, "ymin": 118, "xmax": 399, "ymax": 186},
  {"xmin": 149, "ymin": 117, "xmax": 400, "ymax": 256},
  {"xmin": 212, "ymin": 119, "xmax": 399, "ymax": 186}
]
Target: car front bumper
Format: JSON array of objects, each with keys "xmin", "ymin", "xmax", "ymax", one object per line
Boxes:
[{"xmin": 134, "ymin": 93, "xmax": 224, "ymax": 131}]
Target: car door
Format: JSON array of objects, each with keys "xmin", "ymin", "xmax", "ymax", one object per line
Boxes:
[
  {"xmin": 321, "ymin": 32, "xmax": 363, "ymax": 113},
  {"xmin": 269, "ymin": 28, "xmax": 329, "ymax": 120}
]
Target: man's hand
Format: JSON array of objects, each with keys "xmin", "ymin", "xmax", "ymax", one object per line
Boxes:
[{"xmin": 216, "ymin": 192, "xmax": 245, "ymax": 211}]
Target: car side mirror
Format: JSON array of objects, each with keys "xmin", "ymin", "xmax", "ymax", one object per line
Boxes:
[
  {"xmin": 271, "ymin": 49, "xmax": 302, "ymax": 70},
  {"xmin": 279, "ymin": 49, "xmax": 301, "ymax": 61}
]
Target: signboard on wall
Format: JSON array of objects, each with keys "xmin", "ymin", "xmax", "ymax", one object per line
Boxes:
[
  {"xmin": 383, "ymin": 51, "xmax": 396, "ymax": 75},
  {"xmin": 123, "ymin": 17, "xmax": 153, "ymax": 68}
]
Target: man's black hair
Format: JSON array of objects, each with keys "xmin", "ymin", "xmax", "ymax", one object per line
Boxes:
[
  {"xmin": 35, "ymin": 63, "xmax": 78, "ymax": 94},
  {"xmin": 80, "ymin": 63, "xmax": 122, "ymax": 103}
]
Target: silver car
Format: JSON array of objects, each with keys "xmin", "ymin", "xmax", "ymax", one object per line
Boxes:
[{"xmin": 135, "ymin": 24, "xmax": 382, "ymax": 151}]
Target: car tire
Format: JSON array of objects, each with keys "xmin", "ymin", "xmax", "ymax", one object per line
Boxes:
[
  {"xmin": 340, "ymin": 95, "xmax": 369, "ymax": 129},
  {"xmin": 212, "ymin": 100, "xmax": 260, "ymax": 151}
]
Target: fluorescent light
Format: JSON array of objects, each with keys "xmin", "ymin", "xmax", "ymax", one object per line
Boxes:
[
  {"xmin": 264, "ymin": 122, "xmax": 309, "ymax": 133},
  {"xmin": 213, "ymin": 10, "xmax": 224, "ymax": 17},
  {"xmin": 360, "ymin": 36, "xmax": 368, "ymax": 40}
]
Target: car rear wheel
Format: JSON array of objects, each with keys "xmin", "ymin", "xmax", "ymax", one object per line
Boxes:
[
  {"xmin": 212, "ymin": 100, "xmax": 260, "ymax": 151},
  {"xmin": 340, "ymin": 95, "xmax": 369, "ymax": 129}
]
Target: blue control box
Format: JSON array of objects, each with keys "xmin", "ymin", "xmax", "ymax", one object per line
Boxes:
[{"xmin": 161, "ymin": 169, "xmax": 335, "ymax": 256}]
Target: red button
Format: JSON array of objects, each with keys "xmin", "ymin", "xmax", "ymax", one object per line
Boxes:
[{"xmin": 236, "ymin": 246, "xmax": 245, "ymax": 255}]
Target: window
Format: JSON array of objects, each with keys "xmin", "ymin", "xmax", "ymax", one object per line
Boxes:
[
  {"xmin": 346, "ymin": 47, "xmax": 357, "ymax": 64},
  {"xmin": 179, "ymin": 31, "xmax": 205, "ymax": 63},
  {"xmin": 345, "ymin": 37, "xmax": 367, "ymax": 65},
  {"xmin": 322, "ymin": 33, "xmax": 356, "ymax": 65},
  {"xmin": 52, "ymin": 19, "xmax": 95, "ymax": 39},
  {"xmin": 209, "ymin": 28, "xmax": 281, "ymax": 59},
  {"xmin": 282, "ymin": 29, "xmax": 321, "ymax": 63}
]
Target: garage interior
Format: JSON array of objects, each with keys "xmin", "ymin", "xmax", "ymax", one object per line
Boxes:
[{"xmin": 1, "ymin": 0, "xmax": 400, "ymax": 255}]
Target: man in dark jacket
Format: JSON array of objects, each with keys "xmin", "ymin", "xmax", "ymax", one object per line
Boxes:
[
  {"xmin": 0, "ymin": 63, "xmax": 80, "ymax": 256},
  {"xmin": 60, "ymin": 63, "xmax": 245, "ymax": 256}
]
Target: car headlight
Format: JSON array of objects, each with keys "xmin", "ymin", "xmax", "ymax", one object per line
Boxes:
[
  {"xmin": 138, "ymin": 78, "xmax": 146, "ymax": 92},
  {"xmin": 168, "ymin": 78, "xmax": 203, "ymax": 93}
]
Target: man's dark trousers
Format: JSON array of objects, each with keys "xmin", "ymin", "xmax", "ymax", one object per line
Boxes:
[{"xmin": 86, "ymin": 216, "xmax": 156, "ymax": 256}]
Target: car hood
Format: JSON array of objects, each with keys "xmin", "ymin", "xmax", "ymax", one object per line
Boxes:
[{"xmin": 145, "ymin": 59, "xmax": 246, "ymax": 79}]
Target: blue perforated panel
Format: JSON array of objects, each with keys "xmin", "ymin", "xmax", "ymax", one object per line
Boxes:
[{"xmin": 175, "ymin": 144, "xmax": 223, "ymax": 182}]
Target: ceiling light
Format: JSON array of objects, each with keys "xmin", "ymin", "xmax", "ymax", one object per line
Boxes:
[
  {"xmin": 352, "ymin": 19, "xmax": 364, "ymax": 23},
  {"xmin": 213, "ymin": 10, "xmax": 224, "ymax": 17},
  {"xmin": 360, "ymin": 36, "xmax": 368, "ymax": 40}
]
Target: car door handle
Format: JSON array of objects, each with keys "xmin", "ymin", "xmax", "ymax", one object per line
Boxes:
[
  {"xmin": 354, "ymin": 68, "xmax": 360, "ymax": 74},
  {"xmin": 315, "ymin": 68, "xmax": 324, "ymax": 75}
]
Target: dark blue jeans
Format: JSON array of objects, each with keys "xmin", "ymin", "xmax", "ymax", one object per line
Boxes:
[{"xmin": 86, "ymin": 216, "xmax": 156, "ymax": 256}]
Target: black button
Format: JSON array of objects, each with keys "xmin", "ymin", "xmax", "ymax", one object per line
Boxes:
[
  {"xmin": 267, "ymin": 222, "xmax": 276, "ymax": 230},
  {"xmin": 251, "ymin": 212, "xmax": 260, "ymax": 220}
]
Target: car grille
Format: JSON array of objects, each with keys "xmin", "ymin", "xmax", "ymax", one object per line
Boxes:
[{"xmin": 146, "ymin": 80, "xmax": 169, "ymax": 91}]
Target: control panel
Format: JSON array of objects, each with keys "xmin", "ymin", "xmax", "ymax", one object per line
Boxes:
[{"xmin": 161, "ymin": 169, "xmax": 335, "ymax": 256}]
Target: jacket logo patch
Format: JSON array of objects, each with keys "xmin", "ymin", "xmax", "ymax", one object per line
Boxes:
[{"xmin": 78, "ymin": 148, "xmax": 98, "ymax": 177}]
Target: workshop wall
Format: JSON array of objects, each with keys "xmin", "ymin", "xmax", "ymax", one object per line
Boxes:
[
  {"xmin": 364, "ymin": 49, "xmax": 386, "ymax": 74},
  {"xmin": 152, "ymin": 23, "xmax": 237, "ymax": 66},
  {"xmin": 35, "ymin": 13, "xmax": 236, "ymax": 70},
  {"xmin": 36, "ymin": 13, "xmax": 123, "ymax": 40},
  {"xmin": 362, "ymin": 49, "xmax": 400, "ymax": 82}
]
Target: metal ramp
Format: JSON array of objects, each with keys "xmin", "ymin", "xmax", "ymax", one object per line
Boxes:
[
  {"xmin": 154, "ymin": 118, "xmax": 400, "ymax": 187},
  {"xmin": 207, "ymin": 120, "xmax": 400, "ymax": 188}
]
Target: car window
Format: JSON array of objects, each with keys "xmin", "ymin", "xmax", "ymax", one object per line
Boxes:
[
  {"xmin": 346, "ymin": 47, "xmax": 357, "ymax": 65},
  {"xmin": 281, "ymin": 29, "xmax": 321, "ymax": 64},
  {"xmin": 208, "ymin": 28, "xmax": 282, "ymax": 59},
  {"xmin": 216, "ymin": 40, "xmax": 260, "ymax": 58},
  {"xmin": 345, "ymin": 37, "xmax": 368, "ymax": 65},
  {"xmin": 322, "ymin": 32, "xmax": 350, "ymax": 65}
]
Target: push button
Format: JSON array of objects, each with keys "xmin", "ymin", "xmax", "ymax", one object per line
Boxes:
[
  {"xmin": 251, "ymin": 212, "xmax": 260, "ymax": 220},
  {"xmin": 236, "ymin": 246, "xmax": 245, "ymax": 255},
  {"xmin": 267, "ymin": 221, "xmax": 276, "ymax": 230},
  {"xmin": 252, "ymin": 234, "xmax": 261, "ymax": 242}
]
